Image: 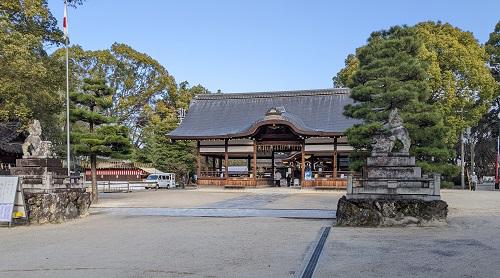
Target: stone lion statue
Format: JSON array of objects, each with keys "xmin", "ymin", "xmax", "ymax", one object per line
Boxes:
[
  {"xmin": 22, "ymin": 120, "xmax": 54, "ymax": 158},
  {"xmin": 371, "ymin": 108, "xmax": 411, "ymax": 155}
]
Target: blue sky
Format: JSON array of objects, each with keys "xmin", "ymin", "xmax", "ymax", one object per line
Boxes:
[{"xmin": 48, "ymin": 0, "xmax": 500, "ymax": 93}]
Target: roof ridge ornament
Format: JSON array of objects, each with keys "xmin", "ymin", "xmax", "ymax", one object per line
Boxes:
[{"xmin": 266, "ymin": 106, "xmax": 286, "ymax": 116}]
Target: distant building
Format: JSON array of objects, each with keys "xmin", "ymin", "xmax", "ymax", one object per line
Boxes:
[
  {"xmin": 81, "ymin": 160, "xmax": 163, "ymax": 181},
  {"xmin": 168, "ymin": 88, "xmax": 359, "ymax": 188},
  {"xmin": 0, "ymin": 122, "xmax": 24, "ymax": 175}
]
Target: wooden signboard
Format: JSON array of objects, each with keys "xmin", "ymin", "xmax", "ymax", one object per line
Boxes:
[{"xmin": 0, "ymin": 176, "xmax": 26, "ymax": 227}]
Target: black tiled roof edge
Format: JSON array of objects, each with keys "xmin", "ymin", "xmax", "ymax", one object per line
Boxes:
[
  {"xmin": 0, "ymin": 122, "xmax": 21, "ymax": 143},
  {"xmin": 0, "ymin": 142, "xmax": 22, "ymax": 154},
  {"xmin": 195, "ymin": 88, "xmax": 350, "ymax": 100},
  {"xmin": 0, "ymin": 121, "xmax": 23, "ymax": 154}
]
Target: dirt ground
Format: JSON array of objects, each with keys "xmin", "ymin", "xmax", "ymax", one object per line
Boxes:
[
  {"xmin": 0, "ymin": 189, "xmax": 499, "ymax": 278},
  {"xmin": 315, "ymin": 190, "xmax": 500, "ymax": 278}
]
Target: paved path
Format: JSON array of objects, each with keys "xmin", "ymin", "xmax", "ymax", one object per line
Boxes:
[
  {"xmin": 96, "ymin": 207, "xmax": 336, "ymax": 219},
  {"xmin": 94, "ymin": 191, "xmax": 337, "ymax": 219},
  {"xmin": 203, "ymin": 193, "xmax": 289, "ymax": 208}
]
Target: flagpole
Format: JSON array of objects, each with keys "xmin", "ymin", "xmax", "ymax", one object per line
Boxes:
[{"xmin": 65, "ymin": 0, "xmax": 71, "ymax": 177}]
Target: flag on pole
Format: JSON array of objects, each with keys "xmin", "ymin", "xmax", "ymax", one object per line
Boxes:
[{"xmin": 63, "ymin": 2, "xmax": 68, "ymax": 39}]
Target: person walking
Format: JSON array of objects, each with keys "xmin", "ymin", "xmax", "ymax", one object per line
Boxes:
[{"xmin": 471, "ymin": 172, "xmax": 478, "ymax": 191}]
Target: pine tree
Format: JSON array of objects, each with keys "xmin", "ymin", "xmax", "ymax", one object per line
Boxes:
[
  {"xmin": 71, "ymin": 78, "xmax": 131, "ymax": 202},
  {"xmin": 343, "ymin": 26, "xmax": 457, "ymax": 176}
]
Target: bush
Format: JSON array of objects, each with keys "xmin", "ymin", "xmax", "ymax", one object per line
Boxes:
[{"xmin": 441, "ymin": 180, "xmax": 455, "ymax": 189}]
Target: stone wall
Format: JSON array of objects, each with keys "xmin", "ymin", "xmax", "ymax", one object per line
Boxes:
[
  {"xmin": 336, "ymin": 196, "xmax": 448, "ymax": 227},
  {"xmin": 23, "ymin": 189, "xmax": 91, "ymax": 224}
]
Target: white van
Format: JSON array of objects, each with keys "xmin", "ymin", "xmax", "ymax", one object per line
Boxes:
[{"xmin": 144, "ymin": 173, "xmax": 176, "ymax": 189}]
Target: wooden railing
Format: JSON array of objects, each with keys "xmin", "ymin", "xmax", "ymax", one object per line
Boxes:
[
  {"xmin": 200, "ymin": 170, "xmax": 357, "ymax": 180},
  {"xmin": 200, "ymin": 170, "xmax": 252, "ymax": 178},
  {"xmin": 0, "ymin": 163, "xmax": 14, "ymax": 175}
]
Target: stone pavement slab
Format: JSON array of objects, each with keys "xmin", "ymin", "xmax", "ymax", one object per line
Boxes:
[{"xmin": 95, "ymin": 207, "xmax": 336, "ymax": 219}]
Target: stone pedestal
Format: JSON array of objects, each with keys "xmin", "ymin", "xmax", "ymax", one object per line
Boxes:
[
  {"xmin": 10, "ymin": 158, "xmax": 67, "ymax": 191},
  {"xmin": 336, "ymin": 196, "xmax": 447, "ymax": 227},
  {"xmin": 23, "ymin": 188, "xmax": 91, "ymax": 224},
  {"xmin": 339, "ymin": 153, "xmax": 447, "ymax": 226},
  {"xmin": 347, "ymin": 155, "xmax": 441, "ymax": 201}
]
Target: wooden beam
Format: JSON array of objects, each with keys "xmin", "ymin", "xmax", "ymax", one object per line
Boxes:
[
  {"xmin": 196, "ymin": 141, "xmax": 201, "ymax": 179},
  {"xmin": 204, "ymin": 155, "xmax": 209, "ymax": 174},
  {"xmin": 253, "ymin": 140, "xmax": 257, "ymax": 180},
  {"xmin": 333, "ymin": 137, "xmax": 338, "ymax": 178},
  {"xmin": 271, "ymin": 149, "xmax": 275, "ymax": 181},
  {"xmin": 219, "ymin": 157, "xmax": 222, "ymax": 175},
  {"xmin": 212, "ymin": 157, "xmax": 216, "ymax": 173},
  {"xmin": 333, "ymin": 151, "xmax": 338, "ymax": 178},
  {"xmin": 224, "ymin": 139, "xmax": 229, "ymax": 178},
  {"xmin": 301, "ymin": 142, "xmax": 305, "ymax": 184}
]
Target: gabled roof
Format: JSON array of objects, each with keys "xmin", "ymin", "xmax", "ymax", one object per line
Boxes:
[{"xmin": 168, "ymin": 88, "xmax": 360, "ymax": 140}]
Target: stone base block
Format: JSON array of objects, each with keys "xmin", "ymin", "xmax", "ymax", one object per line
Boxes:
[
  {"xmin": 363, "ymin": 179, "xmax": 426, "ymax": 188},
  {"xmin": 16, "ymin": 158, "xmax": 63, "ymax": 168},
  {"xmin": 10, "ymin": 166, "xmax": 66, "ymax": 177},
  {"xmin": 366, "ymin": 166, "xmax": 421, "ymax": 179},
  {"xmin": 336, "ymin": 196, "xmax": 447, "ymax": 227},
  {"xmin": 350, "ymin": 186, "xmax": 439, "ymax": 199},
  {"xmin": 23, "ymin": 189, "xmax": 91, "ymax": 224},
  {"xmin": 367, "ymin": 156, "xmax": 415, "ymax": 167}
]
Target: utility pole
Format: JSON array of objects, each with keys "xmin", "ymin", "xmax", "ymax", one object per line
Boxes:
[
  {"xmin": 470, "ymin": 139, "xmax": 475, "ymax": 174},
  {"xmin": 64, "ymin": 0, "xmax": 71, "ymax": 176},
  {"xmin": 496, "ymin": 114, "xmax": 500, "ymax": 190},
  {"xmin": 467, "ymin": 127, "xmax": 474, "ymax": 175},
  {"xmin": 461, "ymin": 130, "xmax": 465, "ymax": 190}
]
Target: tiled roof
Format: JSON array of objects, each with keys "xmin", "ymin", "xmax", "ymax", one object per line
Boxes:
[
  {"xmin": 168, "ymin": 88, "xmax": 360, "ymax": 140},
  {"xmin": 0, "ymin": 122, "xmax": 23, "ymax": 154}
]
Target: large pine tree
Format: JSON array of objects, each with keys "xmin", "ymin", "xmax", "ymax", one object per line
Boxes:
[
  {"xmin": 71, "ymin": 78, "xmax": 131, "ymax": 202},
  {"xmin": 343, "ymin": 26, "xmax": 456, "ymax": 176},
  {"xmin": 339, "ymin": 22, "xmax": 497, "ymax": 179}
]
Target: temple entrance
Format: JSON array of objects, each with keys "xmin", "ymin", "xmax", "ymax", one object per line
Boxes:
[
  {"xmin": 255, "ymin": 144, "xmax": 302, "ymax": 187},
  {"xmin": 167, "ymin": 88, "xmax": 358, "ymax": 189},
  {"xmin": 195, "ymin": 123, "xmax": 351, "ymax": 189}
]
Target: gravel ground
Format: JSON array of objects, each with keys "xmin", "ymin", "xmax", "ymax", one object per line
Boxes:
[
  {"xmin": 314, "ymin": 190, "xmax": 500, "ymax": 278},
  {"xmin": 0, "ymin": 214, "xmax": 332, "ymax": 278},
  {"xmin": 1, "ymin": 189, "xmax": 499, "ymax": 278}
]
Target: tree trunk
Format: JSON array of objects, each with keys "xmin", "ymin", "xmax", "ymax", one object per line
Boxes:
[{"xmin": 91, "ymin": 154, "xmax": 98, "ymax": 203}]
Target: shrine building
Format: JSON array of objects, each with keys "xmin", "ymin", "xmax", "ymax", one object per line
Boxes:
[{"xmin": 168, "ymin": 88, "xmax": 360, "ymax": 189}]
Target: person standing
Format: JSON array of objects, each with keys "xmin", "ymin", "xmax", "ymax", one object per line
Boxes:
[
  {"xmin": 471, "ymin": 172, "xmax": 478, "ymax": 191},
  {"xmin": 274, "ymin": 170, "xmax": 281, "ymax": 187}
]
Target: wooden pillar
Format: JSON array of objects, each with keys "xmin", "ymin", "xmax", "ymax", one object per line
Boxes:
[
  {"xmin": 271, "ymin": 149, "xmax": 275, "ymax": 181},
  {"xmin": 212, "ymin": 157, "xmax": 216, "ymax": 176},
  {"xmin": 301, "ymin": 142, "xmax": 305, "ymax": 184},
  {"xmin": 333, "ymin": 151, "xmax": 338, "ymax": 178},
  {"xmin": 204, "ymin": 156, "xmax": 209, "ymax": 175},
  {"xmin": 196, "ymin": 141, "xmax": 201, "ymax": 179},
  {"xmin": 218, "ymin": 157, "xmax": 223, "ymax": 176},
  {"xmin": 247, "ymin": 155, "xmax": 251, "ymax": 177},
  {"xmin": 333, "ymin": 137, "xmax": 338, "ymax": 178},
  {"xmin": 224, "ymin": 139, "xmax": 229, "ymax": 179},
  {"xmin": 252, "ymin": 140, "xmax": 257, "ymax": 181}
]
